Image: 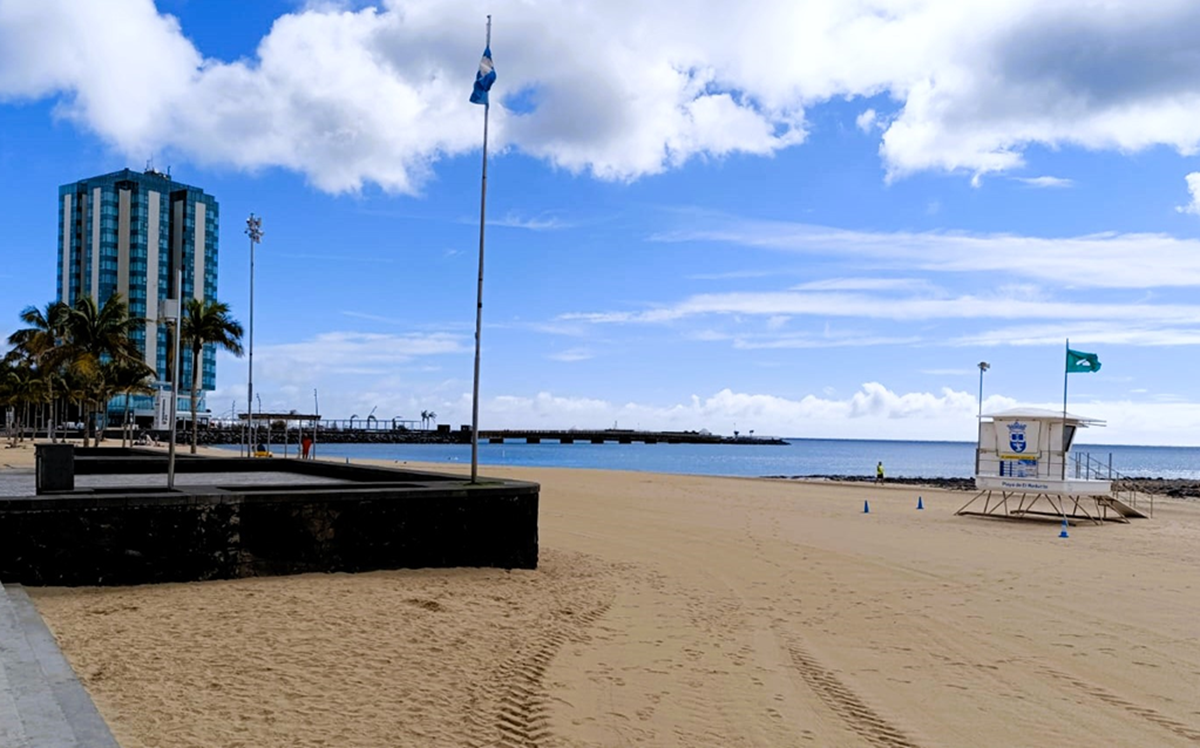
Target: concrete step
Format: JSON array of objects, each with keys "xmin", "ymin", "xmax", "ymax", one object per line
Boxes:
[{"xmin": 0, "ymin": 582, "xmax": 120, "ymax": 747}]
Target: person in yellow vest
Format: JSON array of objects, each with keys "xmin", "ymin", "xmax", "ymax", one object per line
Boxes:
[{"xmin": 876, "ymin": 461, "xmax": 885, "ymax": 484}]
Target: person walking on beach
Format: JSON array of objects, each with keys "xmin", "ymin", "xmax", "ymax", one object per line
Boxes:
[
  {"xmin": 301, "ymin": 435, "xmax": 313, "ymax": 460},
  {"xmin": 876, "ymin": 461, "xmax": 885, "ymax": 484}
]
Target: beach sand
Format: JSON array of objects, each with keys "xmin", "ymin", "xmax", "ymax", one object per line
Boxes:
[{"xmin": 12, "ymin": 449, "xmax": 1200, "ymax": 746}]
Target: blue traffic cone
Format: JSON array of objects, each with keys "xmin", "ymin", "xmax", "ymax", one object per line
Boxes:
[
  {"xmin": 917, "ymin": 496, "xmax": 924, "ymax": 510},
  {"xmin": 1059, "ymin": 518, "xmax": 1069, "ymax": 539},
  {"xmin": 863, "ymin": 500, "xmax": 870, "ymax": 514}
]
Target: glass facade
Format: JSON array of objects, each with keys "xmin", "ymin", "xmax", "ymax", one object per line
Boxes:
[{"xmin": 56, "ymin": 169, "xmax": 221, "ymax": 420}]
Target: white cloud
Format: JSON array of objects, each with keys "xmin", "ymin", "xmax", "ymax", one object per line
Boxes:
[
  {"xmin": 7, "ymin": 1, "xmax": 1200, "ymax": 190},
  {"xmin": 1175, "ymin": 172, "xmax": 1200, "ymax": 215},
  {"xmin": 855, "ymin": 108, "xmax": 878, "ymax": 132},
  {"xmin": 525, "ymin": 321, "xmax": 589, "ymax": 337},
  {"xmin": 563, "ymin": 291, "xmax": 1200, "ymax": 327},
  {"xmin": 950, "ymin": 322, "xmax": 1200, "ymax": 348},
  {"xmin": 685, "ymin": 269, "xmax": 780, "ymax": 281},
  {"xmin": 732, "ymin": 333, "xmax": 922, "ymax": 349},
  {"xmin": 791, "ymin": 277, "xmax": 939, "ymax": 293},
  {"xmin": 657, "ymin": 218, "xmax": 1200, "ymax": 289},
  {"xmin": 547, "ymin": 347, "xmax": 595, "ymax": 362},
  {"xmin": 1014, "ymin": 175, "xmax": 1074, "ymax": 188},
  {"xmin": 462, "ymin": 383, "xmax": 985, "ymax": 440},
  {"xmin": 462, "ymin": 385, "xmax": 1200, "ymax": 445},
  {"xmin": 492, "ymin": 212, "xmax": 571, "ymax": 231},
  {"xmin": 255, "ymin": 330, "xmax": 467, "ymax": 383},
  {"xmin": 206, "ymin": 364, "xmax": 1200, "ymax": 445}
]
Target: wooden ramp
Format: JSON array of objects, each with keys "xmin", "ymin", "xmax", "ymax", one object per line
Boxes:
[{"xmin": 1095, "ymin": 494, "xmax": 1151, "ymax": 520}]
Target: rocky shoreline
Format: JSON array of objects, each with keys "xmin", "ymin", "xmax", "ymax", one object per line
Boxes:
[{"xmin": 768, "ymin": 474, "xmax": 1200, "ymax": 498}]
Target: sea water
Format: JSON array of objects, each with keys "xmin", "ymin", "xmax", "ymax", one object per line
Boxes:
[{"xmin": 220, "ymin": 438, "xmax": 1200, "ymax": 480}]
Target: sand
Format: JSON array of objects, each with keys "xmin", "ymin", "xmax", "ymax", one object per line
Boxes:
[{"xmin": 10, "ymin": 447, "xmax": 1200, "ymax": 747}]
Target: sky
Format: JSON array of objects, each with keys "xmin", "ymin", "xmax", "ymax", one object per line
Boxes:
[{"xmin": 3, "ymin": 0, "xmax": 1200, "ymax": 445}]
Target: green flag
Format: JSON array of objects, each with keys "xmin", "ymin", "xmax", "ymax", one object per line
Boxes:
[{"xmin": 1066, "ymin": 348, "xmax": 1101, "ymax": 373}]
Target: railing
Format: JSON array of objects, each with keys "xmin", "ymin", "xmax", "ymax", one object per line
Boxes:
[{"xmin": 1071, "ymin": 451, "xmax": 1153, "ymax": 517}]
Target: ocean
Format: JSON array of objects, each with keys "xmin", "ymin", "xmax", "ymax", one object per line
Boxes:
[{"xmin": 218, "ymin": 438, "xmax": 1200, "ymax": 480}]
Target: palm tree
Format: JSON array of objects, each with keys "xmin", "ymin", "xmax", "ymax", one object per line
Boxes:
[
  {"xmin": 0, "ymin": 358, "xmax": 24, "ymax": 444},
  {"xmin": 61, "ymin": 294, "xmax": 143, "ymax": 446},
  {"xmin": 428, "ymin": 411, "xmax": 437, "ymax": 429},
  {"xmin": 181, "ymin": 298, "xmax": 244, "ymax": 454},
  {"xmin": 7, "ymin": 301, "xmax": 70, "ymax": 441},
  {"xmin": 105, "ymin": 357, "xmax": 156, "ymax": 447},
  {"xmin": 420, "ymin": 409, "xmax": 430, "ymax": 429},
  {"xmin": 1, "ymin": 362, "xmax": 40, "ymax": 444}
]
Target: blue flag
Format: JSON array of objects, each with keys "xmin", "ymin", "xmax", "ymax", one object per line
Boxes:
[{"xmin": 470, "ymin": 46, "xmax": 496, "ymax": 105}]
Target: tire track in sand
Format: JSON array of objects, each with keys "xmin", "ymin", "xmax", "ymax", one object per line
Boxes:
[
  {"xmin": 488, "ymin": 599, "xmax": 614, "ymax": 748},
  {"xmin": 1039, "ymin": 666, "xmax": 1200, "ymax": 743},
  {"xmin": 783, "ymin": 640, "xmax": 920, "ymax": 747}
]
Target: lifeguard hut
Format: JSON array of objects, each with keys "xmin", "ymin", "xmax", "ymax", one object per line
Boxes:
[{"xmin": 957, "ymin": 408, "xmax": 1151, "ymax": 523}]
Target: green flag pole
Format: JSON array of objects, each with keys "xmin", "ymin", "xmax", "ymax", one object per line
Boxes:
[{"xmin": 1062, "ymin": 339, "xmax": 1069, "ymax": 480}]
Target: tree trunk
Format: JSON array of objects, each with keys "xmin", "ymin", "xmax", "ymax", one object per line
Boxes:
[{"xmin": 46, "ymin": 373, "xmax": 55, "ymax": 443}]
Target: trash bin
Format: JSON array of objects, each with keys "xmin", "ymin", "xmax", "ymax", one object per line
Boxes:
[{"xmin": 35, "ymin": 443, "xmax": 74, "ymax": 494}]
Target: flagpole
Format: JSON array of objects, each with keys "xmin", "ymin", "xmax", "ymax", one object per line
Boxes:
[
  {"xmin": 470, "ymin": 14, "xmax": 492, "ymax": 484},
  {"xmin": 1062, "ymin": 338, "xmax": 1069, "ymax": 480}
]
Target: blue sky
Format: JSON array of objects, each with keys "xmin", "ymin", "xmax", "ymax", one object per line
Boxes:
[{"xmin": 4, "ymin": 0, "xmax": 1200, "ymax": 444}]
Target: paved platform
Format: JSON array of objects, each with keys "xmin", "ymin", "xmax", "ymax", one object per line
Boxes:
[
  {"xmin": 0, "ymin": 582, "xmax": 119, "ymax": 747},
  {"xmin": 0, "ymin": 469, "xmax": 349, "ymax": 497}
]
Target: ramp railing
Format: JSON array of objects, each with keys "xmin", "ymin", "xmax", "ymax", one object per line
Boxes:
[{"xmin": 1071, "ymin": 451, "xmax": 1153, "ymax": 518}]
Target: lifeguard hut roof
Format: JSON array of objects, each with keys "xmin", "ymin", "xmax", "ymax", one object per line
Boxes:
[{"xmin": 982, "ymin": 407, "xmax": 1105, "ymax": 427}]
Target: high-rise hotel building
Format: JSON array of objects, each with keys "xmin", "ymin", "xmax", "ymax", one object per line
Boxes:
[{"xmin": 57, "ymin": 168, "xmax": 219, "ymax": 418}]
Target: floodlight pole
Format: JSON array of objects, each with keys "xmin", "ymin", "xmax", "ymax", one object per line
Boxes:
[
  {"xmin": 167, "ymin": 267, "xmax": 183, "ymax": 489},
  {"xmin": 470, "ymin": 15, "xmax": 492, "ymax": 484},
  {"xmin": 245, "ymin": 214, "xmax": 263, "ymax": 457},
  {"xmin": 1062, "ymin": 339, "xmax": 1069, "ymax": 480},
  {"xmin": 977, "ymin": 361, "xmax": 990, "ymax": 418}
]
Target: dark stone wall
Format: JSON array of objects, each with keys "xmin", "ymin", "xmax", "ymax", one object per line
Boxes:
[{"xmin": 0, "ymin": 484, "xmax": 538, "ymax": 586}]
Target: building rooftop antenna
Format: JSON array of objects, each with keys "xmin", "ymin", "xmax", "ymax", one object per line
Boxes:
[{"xmin": 143, "ymin": 155, "xmax": 172, "ymax": 180}]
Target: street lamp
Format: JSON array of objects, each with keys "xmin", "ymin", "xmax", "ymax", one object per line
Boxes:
[
  {"xmin": 165, "ymin": 266, "xmax": 183, "ymax": 488},
  {"xmin": 245, "ymin": 213, "xmax": 263, "ymax": 457},
  {"xmin": 977, "ymin": 361, "xmax": 991, "ymax": 417}
]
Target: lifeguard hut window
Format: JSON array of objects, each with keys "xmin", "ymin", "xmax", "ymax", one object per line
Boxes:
[{"xmin": 1062, "ymin": 424, "xmax": 1077, "ymax": 451}]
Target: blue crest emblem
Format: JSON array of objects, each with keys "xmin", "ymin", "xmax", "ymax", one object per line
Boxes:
[{"xmin": 1008, "ymin": 421, "xmax": 1028, "ymax": 454}]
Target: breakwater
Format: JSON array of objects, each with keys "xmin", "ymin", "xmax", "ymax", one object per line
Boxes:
[
  {"xmin": 183, "ymin": 427, "xmax": 786, "ymax": 447},
  {"xmin": 188, "ymin": 427, "xmax": 466, "ymax": 446}
]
